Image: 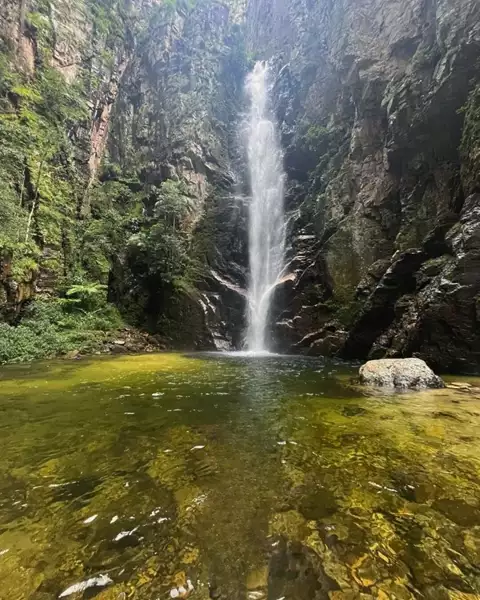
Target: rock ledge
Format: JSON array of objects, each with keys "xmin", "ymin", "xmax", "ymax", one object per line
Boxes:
[{"xmin": 359, "ymin": 358, "xmax": 445, "ymax": 389}]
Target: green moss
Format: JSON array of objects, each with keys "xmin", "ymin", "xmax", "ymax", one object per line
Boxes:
[
  {"xmin": 324, "ymin": 297, "xmax": 362, "ymax": 327},
  {"xmin": 460, "ymin": 83, "xmax": 480, "ymax": 194},
  {"xmin": 295, "ymin": 122, "xmax": 351, "ymax": 229},
  {"xmin": 10, "ymin": 254, "xmax": 38, "ymax": 281},
  {"xmin": 0, "ymin": 39, "xmax": 90, "ymax": 289},
  {"xmin": 301, "ymin": 124, "xmax": 331, "ymax": 152},
  {"xmin": 324, "ymin": 225, "xmax": 362, "ymax": 305},
  {"xmin": 0, "ymin": 10, "xmax": 129, "ymax": 323}
]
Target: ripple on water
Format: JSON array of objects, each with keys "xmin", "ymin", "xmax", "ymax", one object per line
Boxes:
[{"xmin": 0, "ymin": 353, "xmax": 479, "ymax": 599}]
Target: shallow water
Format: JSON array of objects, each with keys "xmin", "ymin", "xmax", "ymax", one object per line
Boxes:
[{"xmin": 0, "ymin": 353, "xmax": 480, "ymax": 600}]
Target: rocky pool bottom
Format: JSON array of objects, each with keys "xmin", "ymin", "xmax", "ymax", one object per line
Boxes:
[{"xmin": 0, "ymin": 353, "xmax": 479, "ymax": 600}]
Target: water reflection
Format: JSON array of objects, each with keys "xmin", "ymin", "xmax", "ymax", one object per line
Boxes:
[{"xmin": 0, "ymin": 353, "xmax": 478, "ymax": 599}]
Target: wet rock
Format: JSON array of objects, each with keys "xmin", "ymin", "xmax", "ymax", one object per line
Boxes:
[
  {"xmin": 432, "ymin": 498, "xmax": 480, "ymax": 527},
  {"xmin": 270, "ymin": 510, "xmax": 310, "ymax": 540},
  {"xmin": 58, "ymin": 574, "xmax": 113, "ymax": 598},
  {"xmin": 447, "ymin": 382, "xmax": 480, "ymax": 395},
  {"xmin": 247, "ymin": 592, "xmax": 265, "ymax": 600},
  {"xmin": 297, "ymin": 486, "xmax": 338, "ymax": 521},
  {"xmin": 350, "ymin": 553, "xmax": 381, "ymax": 588},
  {"xmin": 433, "ymin": 411, "xmax": 463, "ymax": 421},
  {"xmin": 343, "ymin": 251, "xmax": 426, "ymax": 360},
  {"xmin": 110, "ymin": 344, "xmax": 128, "ymax": 355},
  {"xmin": 209, "ymin": 583, "xmax": 222, "ymax": 599},
  {"xmin": 359, "ymin": 358, "xmax": 445, "ymax": 389},
  {"xmin": 342, "ymin": 405, "xmax": 367, "ymax": 417},
  {"xmin": 268, "ymin": 539, "xmax": 341, "ymax": 600},
  {"xmin": 306, "ymin": 322, "xmax": 348, "ymax": 357},
  {"xmin": 290, "ymin": 320, "xmax": 347, "ymax": 357},
  {"xmin": 448, "ymin": 382, "xmax": 473, "ymax": 390},
  {"xmin": 329, "ymin": 593, "xmax": 373, "ymax": 600},
  {"xmin": 246, "ymin": 566, "xmax": 268, "ymax": 592},
  {"xmin": 169, "ymin": 577, "xmax": 194, "ymax": 599}
]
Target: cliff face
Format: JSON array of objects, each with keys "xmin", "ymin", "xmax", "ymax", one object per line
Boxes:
[
  {"xmin": 105, "ymin": 0, "xmax": 249, "ymax": 349},
  {"xmin": 247, "ymin": 0, "xmax": 480, "ymax": 371},
  {"xmin": 0, "ymin": 0, "xmax": 141, "ymax": 317},
  {"xmin": 1, "ymin": 0, "xmax": 479, "ymax": 369},
  {"xmin": 0, "ymin": 0, "xmax": 248, "ymax": 350}
]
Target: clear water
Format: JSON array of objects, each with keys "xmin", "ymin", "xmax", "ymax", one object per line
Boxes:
[
  {"xmin": 0, "ymin": 353, "xmax": 480, "ymax": 599},
  {"xmin": 245, "ymin": 62, "xmax": 286, "ymax": 353}
]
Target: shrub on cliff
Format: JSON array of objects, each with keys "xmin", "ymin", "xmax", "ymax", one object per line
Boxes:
[{"xmin": 0, "ymin": 298, "xmax": 123, "ymax": 364}]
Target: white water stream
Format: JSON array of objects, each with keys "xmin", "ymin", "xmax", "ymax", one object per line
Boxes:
[{"xmin": 245, "ymin": 62, "xmax": 286, "ymax": 353}]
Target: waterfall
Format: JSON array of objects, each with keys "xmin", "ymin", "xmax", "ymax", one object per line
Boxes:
[{"xmin": 245, "ymin": 62, "xmax": 286, "ymax": 353}]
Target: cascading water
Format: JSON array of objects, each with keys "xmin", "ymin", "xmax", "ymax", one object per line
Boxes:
[
  {"xmin": 246, "ymin": 62, "xmax": 285, "ymax": 352},
  {"xmin": 245, "ymin": 62, "xmax": 286, "ymax": 353}
]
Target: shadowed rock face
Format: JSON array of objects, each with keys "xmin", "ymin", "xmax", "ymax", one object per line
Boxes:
[
  {"xmin": 105, "ymin": 1, "xmax": 250, "ymax": 350},
  {"xmin": 0, "ymin": 0, "xmax": 249, "ymax": 348},
  {"xmin": 1, "ymin": 0, "xmax": 479, "ymax": 364},
  {"xmin": 359, "ymin": 358, "xmax": 445, "ymax": 389},
  {"xmin": 246, "ymin": 0, "xmax": 480, "ymax": 371}
]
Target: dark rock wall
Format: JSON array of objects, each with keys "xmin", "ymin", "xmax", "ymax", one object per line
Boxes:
[
  {"xmin": 246, "ymin": 0, "xmax": 480, "ymax": 372},
  {"xmin": 105, "ymin": 1, "xmax": 250, "ymax": 349},
  {"xmin": 1, "ymin": 0, "xmax": 479, "ymax": 369}
]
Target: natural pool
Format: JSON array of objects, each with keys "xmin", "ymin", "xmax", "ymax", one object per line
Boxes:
[{"xmin": 0, "ymin": 353, "xmax": 479, "ymax": 600}]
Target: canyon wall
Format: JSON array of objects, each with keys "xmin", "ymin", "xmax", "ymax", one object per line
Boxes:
[
  {"xmin": 0, "ymin": 0, "xmax": 248, "ymax": 350},
  {"xmin": 1, "ymin": 0, "xmax": 479, "ymax": 370},
  {"xmin": 247, "ymin": 0, "xmax": 480, "ymax": 372}
]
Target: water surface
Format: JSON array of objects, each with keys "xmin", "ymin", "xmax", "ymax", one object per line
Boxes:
[{"xmin": 0, "ymin": 353, "xmax": 479, "ymax": 599}]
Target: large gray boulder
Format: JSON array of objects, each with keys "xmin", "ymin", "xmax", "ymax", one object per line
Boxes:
[{"xmin": 359, "ymin": 358, "xmax": 445, "ymax": 389}]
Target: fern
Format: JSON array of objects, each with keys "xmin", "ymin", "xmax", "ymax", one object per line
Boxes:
[{"xmin": 66, "ymin": 283, "xmax": 108, "ymax": 297}]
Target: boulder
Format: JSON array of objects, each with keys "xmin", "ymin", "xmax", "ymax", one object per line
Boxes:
[{"xmin": 359, "ymin": 358, "xmax": 445, "ymax": 389}]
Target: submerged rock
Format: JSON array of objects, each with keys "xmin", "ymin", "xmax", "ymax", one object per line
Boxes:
[
  {"xmin": 359, "ymin": 358, "xmax": 445, "ymax": 389},
  {"xmin": 59, "ymin": 575, "xmax": 113, "ymax": 598}
]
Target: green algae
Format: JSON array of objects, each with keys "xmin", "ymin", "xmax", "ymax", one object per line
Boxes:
[{"xmin": 0, "ymin": 353, "xmax": 479, "ymax": 599}]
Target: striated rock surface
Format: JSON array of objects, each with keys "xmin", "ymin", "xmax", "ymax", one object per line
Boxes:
[
  {"xmin": 359, "ymin": 358, "xmax": 445, "ymax": 389},
  {"xmin": 104, "ymin": 0, "xmax": 249, "ymax": 349},
  {"xmin": 246, "ymin": 0, "xmax": 480, "ymax": 371},
  {"xmin": 0, "ymin": 0, "xmax": 479, "ymax": 367},
  {"xmin": 0, "ymin": 0, "xmax": 248, "ymax": 350}
]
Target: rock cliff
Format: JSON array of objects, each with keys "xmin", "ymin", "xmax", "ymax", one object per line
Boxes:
[
  {"xmin": 0, "ymin": 0, "xmax": 248, "ymax": 350},
  {"xmin": 0, "ymin": 0, "xmax": 479, "ymax": 370},
  {"xmin": 103, "ymin": 0, "xmax": 250, "ymax": 349},
  {"xmin": 247, "ymin": 0, "xmax": 480, "ymax": 372}
]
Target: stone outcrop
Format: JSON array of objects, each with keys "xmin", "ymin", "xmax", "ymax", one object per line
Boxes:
[
  {"xmin": 359, "ymin": 358, "xmax": 445, "ymax": 389},
  {"xmin": 246, "ymin": 0, "xmax": 480, "ymax": 371},
  {"xmin": 352, "ymin": 193, "xmax": 480, "ymax": 372}
]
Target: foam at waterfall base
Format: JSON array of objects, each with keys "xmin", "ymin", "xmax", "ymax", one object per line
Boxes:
[
  {"xmin": 224, "ymin": 350, "xmax": 278, "ymax": 358},
  {"xmin": 196, "ymin": 350, "xmax": 292, "ymax": 359}
]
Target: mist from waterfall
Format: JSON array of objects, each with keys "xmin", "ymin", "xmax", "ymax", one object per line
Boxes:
[{"xmin": 245, "ymin": 62, "xmax": 286, "ymax": 353}]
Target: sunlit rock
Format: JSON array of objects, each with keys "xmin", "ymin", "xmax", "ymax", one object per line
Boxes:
[
  {"xmin": 59, "ymin": 575, "xmax": 113, "ymax": 598},
  {"xmin": 359, "ymin": 358, "xmax": 445, "ymax": 389}
]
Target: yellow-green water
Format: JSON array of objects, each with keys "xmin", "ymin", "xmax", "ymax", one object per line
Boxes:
[{"xmin": 0, "ymin": 353, "xmax": 480, "ymax": 600}]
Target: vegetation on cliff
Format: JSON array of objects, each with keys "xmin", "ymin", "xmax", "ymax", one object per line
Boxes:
[
  {"xmin": 0, "ymin": 0, "xmax": 134, "ymax": 359},
  {"xmin": 1, "ymin": 0, "xmax": 478, "ymax": 369},
  {"xmin": 0, "ymin": 0, "xmax": 248, "ymax": 361}
]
